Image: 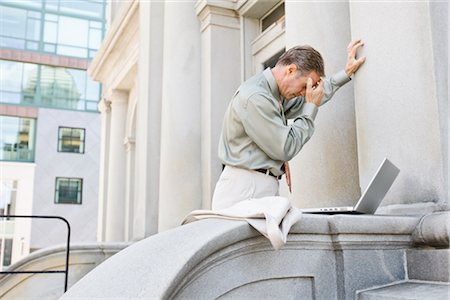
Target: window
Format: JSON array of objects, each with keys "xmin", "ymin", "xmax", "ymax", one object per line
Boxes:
[
  {"xmin": 0, "ymin": 239, "xmax": 13, "ymax": 267},
  {"xmin": 58, "ymin": 127, "xmax": 85, "ymax": 153},
  {"xmin": 0, "ymin": 116, "xmax": 36, "ymax": 162},
  {"xmin": 55, "ymin": 177, "xmax": 82, "ymax": 204},
  {"xmin": 0, "ymin": 60, "xmax": 101, "ymax": 112},
  {"xmin": 0, "ymin": 0, "xmax": 106, "ymax": 59},
  {"xmin": 0, "ymin": 180, "xmax": 18, "ymax": 218},
  {"xmin": 241, "ymin": 1, "xmax": 285, "ymax": 76},
  {"xmin": 263, "ymin": 48, "xmax": 285, "ymax": 69},
  {"xmin": 261, "ymin": 2, "xmax": 285, "ymax": 32}
]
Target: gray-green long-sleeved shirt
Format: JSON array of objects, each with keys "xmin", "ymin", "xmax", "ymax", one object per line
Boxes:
[{"xmin": 218, "ymin": 68, "xmax": 351, "ymax": 176}]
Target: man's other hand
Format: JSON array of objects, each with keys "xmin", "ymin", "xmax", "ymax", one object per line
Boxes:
[
  {"xmin": 305, "ymin": 78, "xmax": 324, "ymax": 106},
  {"xmin": 345, "ymin": 39, "xmax": 366, "ymax": 77}
]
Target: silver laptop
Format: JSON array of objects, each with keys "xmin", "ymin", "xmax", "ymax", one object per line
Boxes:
[{"xmin": 302, "ymin": 158, "xmax": 400, "ymax": 214}]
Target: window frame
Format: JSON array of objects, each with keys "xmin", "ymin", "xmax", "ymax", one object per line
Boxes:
[
  {"xmin": 54, "ymin": 177, "xmax": 83, "ymax": 205},
  {"xmin": 57, "ymin": 126, "xmax": 86, "ymax": 154},
  {"xmin": 0, "ymin": 60, "xmax": 102, "ymax": 112},
  {"xmin": 0, "ymin": 115, "xmax": 37, "ymax": 162},
  {"xmin": 0, "ymin": 0, "xmax": 106, "ymax": 59}
]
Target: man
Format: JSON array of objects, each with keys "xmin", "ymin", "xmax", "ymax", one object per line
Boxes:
[
  {"xmin": 184, "ymin": 40, "xmax": 365, "ymax": 249},
  {"xmin": 212, "ymin": 40, "xmax": 366, "ymax": 210}
]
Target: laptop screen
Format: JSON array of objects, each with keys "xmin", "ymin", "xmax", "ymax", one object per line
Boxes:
[{"xmin": 354, "ymin": 158, "xmax": 400, "ymax": 214}]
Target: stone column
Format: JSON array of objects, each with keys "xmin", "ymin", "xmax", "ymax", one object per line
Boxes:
[
  {"xmin": 124, "ymin": 137, "xmax": 135, "ymax": 241},
  {"xmin": 196, "ymin": 0, "xmax": 241, "ymax": 209},
  {"xmin": 104, "ymin": 90, "xmax": 128, "ymax": 242},
  {"xmin": 349, "ymin": 1, "xmax": 447, "ymax": 210},
  {"xmin": 429, "ymin": 1, "xmax": 448, "ymax": 204},
  {"xmin": 158, "ymin": 1, "xmax": 202, "ymax": 231},
  {"xmin": 134, "ymin": 0, "xmax": 164, "ymax": 238},
  {"xmin": 283, "ymin": 1, "xmax": 360, "ymax": 209},
  {"xmin": 97, "ymin": 98, "xmax": 111, "ymax": 241}
]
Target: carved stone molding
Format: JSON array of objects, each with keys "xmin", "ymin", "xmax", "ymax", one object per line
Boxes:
[
  {"xmin": 98, "ymin": 98, "xmax": 112, "ymax": 113},
  {"xmin": 123, "ymin": 137, "xmax": 136, "ymax": 152},
  {"xmin": 195, "ymin": 0, "xmax": 240, "ymax": 32}
]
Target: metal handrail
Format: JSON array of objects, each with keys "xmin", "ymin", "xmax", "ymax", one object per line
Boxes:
[{"xmin": 0, "ymin": 215, "xmax": 71, "ymax": 293}]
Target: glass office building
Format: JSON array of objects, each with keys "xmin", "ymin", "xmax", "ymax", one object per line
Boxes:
[
  {"xmin": 0, "ymin": 0, "xmax": 105, "ymax": 59},
  {"xmin": 0, "ymin": 0, "xmax": 106, "ymax": 269},
  {"xmin": 0, "ymin": 60, "xmax": 100, "ymax": 111}
]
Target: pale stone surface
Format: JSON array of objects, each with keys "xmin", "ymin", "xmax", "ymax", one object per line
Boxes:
[
  {"xmin": 407, "ymin": 249, "xmax": 450, "ymax": 282},
  {"xmin": 357, "ymin": 281, "xmax": 450, "ymax": 300},
  {"xmin": 0, "ymin": 243, "xmax": 129, "ymax": 300},
  {"xmin": 61, "ymin": 215, "xmax": 421, "ymax": 300},
  {"xmin": 412, "ymin": 211, "xmax": 450, "ymax": 247},
  {"xmin": 218, "ymin": 277, "xmax": 314, "ymax": 300},
  {"xmin": 284, "ymin": 1, "xmax": 361, "ymax": 210},
  {"xmin": 349, "ymin": 1, "xmax": 446, "ymax": 206},
  {"xmin": 135, "ymin": 0, "xmax": 164, "ymax": 238},
  {"xmin": 158, "ymin": 1, "xmax": 202, "ymax": 231},
  {"xmin": 104, "ymin": 91, "xmax": 128, "ymax": 242},
  {"xmin": 196, "ymin": 2, "xmax": 241, "ymax": 209},
  {"xmin": 429, "ymin": 0, "xmax": 449, "ymax": 204}
]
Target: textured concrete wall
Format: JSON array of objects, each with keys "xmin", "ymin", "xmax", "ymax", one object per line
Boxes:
[
  {"xmin": 0, "ymin": 243, "xmax": 128, "ymax": 300},
  {"xmin": 429, "ymin": 0, "xmax": 449, "ymax": 204},
  {"xmin": 60, "ymin": 215, "xmax": 423, "ymax": 300},
  {"xmin": 284, "ymin": 1, "xmax": 360, "ymax": 209},
  {"xmin": 159, "ymin": 1, "xmax": 202, "ymax": 231},
  {"xmin": 349, "ymin": 1, "xmax": 446, "ymax": 206}
]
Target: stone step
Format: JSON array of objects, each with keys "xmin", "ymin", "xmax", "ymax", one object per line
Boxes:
[
  {"xmin": 357, "ymin": 281, "xmax": 450, "ymax": 300},
  {"xmin": 407, "ymin": 249, "xmax": 450, "ymax": 282}
]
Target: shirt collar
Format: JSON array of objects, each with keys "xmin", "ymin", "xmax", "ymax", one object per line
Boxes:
[{"xmin": 263, "ymin": 68, "xmax": 281, "ymax": 101}]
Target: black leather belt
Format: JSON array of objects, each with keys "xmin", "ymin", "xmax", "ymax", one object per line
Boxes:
[{"xmin": 255, "ymin": 169, "xmax": 282, "ymax": 180}]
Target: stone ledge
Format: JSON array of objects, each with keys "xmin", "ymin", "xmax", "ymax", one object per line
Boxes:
[
  {"xmin": 0, "ymin": 243, "xmax": 130, "ymax": 300},
  {"xmin": 412, "ymin": 211, "xmax": 450, "ymax": 247},
  {"xmin": 60, "ymin": 214, "xmax": 422, "ymax": 299},
  {"xmin": 357, "ymin": 280, "xmax": 450, "ymax": 300},
  {"xmin": 407, "ymin": 249, "xmax": 450, "ymax": 282},
  {"xmin": 290, "ymin": 214, "xmax": 419, "ymax": 235}
]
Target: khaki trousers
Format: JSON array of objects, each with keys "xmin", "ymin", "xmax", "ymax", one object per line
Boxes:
[{"xmin": 212, "ymin": 166, "xmax": 279, "ymax": 210}]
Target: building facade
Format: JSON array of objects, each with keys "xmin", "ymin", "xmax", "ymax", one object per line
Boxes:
[
  {"xmin": 91, "ymin": 0, "xmax": 448, "ymax": 243},
  {"xmin": 0, "ymin": 0, "xmax": 107, "ymax": 268}
]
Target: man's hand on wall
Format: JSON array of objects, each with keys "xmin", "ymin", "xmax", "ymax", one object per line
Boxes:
[{"xmin": 345, "ymin": 39, "xmax": 366, "ymax": 77}]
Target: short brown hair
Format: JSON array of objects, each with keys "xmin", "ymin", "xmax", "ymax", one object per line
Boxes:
[{"xmin": 276, "ymin": 45, "xmax": 325, "ymax": 77}]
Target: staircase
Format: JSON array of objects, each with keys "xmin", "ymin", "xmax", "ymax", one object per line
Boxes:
[{"xmin": 357, "ymin": 212, "xmax": 450, "ymax": 299}]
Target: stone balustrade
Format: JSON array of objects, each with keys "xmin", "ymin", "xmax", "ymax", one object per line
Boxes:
[
  {"xmin": 59, "ymin": 213, "xmax": 449, "ymax": 299},
  {"xmin": 0, "ymin": 243, "xmax": 130, "ymax": 300}
]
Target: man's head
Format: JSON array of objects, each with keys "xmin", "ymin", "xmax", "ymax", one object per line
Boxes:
[{"xmin": 272, "ymin": 45, "xmax": 325, "ymax": 100}]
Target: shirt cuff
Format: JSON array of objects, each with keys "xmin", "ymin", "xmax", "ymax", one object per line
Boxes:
[
  {"xmin": 297, "ymin": 102, "xmax": 318, "ymax": 121},
  {"xmin": 332, "ymin": 70, "xmax": 352, "ymax": 86}
]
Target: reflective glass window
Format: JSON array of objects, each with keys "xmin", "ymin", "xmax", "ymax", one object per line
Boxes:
[
  {"xmin": 44, "ymin": 20, "xmax": 57, "ymax": 43},
  {"xmin": 0, "ymin": 1, "xmax": 106, "ymax": 59},
  {"xmin": 59, "ymin": 0, "xmax": 104, "ymax": 18},
  {"xmin": 58, "ymin": 16, "xmax": 88, "ymax": 48},
  {"xmin": 0, "ymin": 116, "xmax": 36, "ymax": 162},
  {"xmin": 0, "ymin": 61, "xmax": 22, "ymax": 104},
  {"xmin": 58, "ymin": 127, "xmax": 85, "ymax": 153},
  {"xmin": 1, "ymin": 239, "xmax": 13, "ymax": 267},
  {"xmin": 0, "ymin": 60, "xmax": 101, "ymax": 112},
  {"xmin": 55, "ymin": 177, "xmax": 82, "ymax": 204},
  {"xmin": 2, "ymin": 1, "xmax": 43, "ymax": 9},
  {"xmin": 1, "ymin": 6, "xmax": 27, "ymax": 39}
]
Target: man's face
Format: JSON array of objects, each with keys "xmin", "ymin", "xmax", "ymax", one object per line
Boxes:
[{"xmin": 280, "ymin": 67, "xmax": 321, "ymax": 100}]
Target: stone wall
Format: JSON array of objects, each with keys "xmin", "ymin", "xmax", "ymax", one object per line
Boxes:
[
  {"xmin": 60, "ymin": 213, "xmax": 450, "ymax": 300},
  {"xmin": 0, "ymin": 243, "xmax": 129, "ymax": 300}
]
